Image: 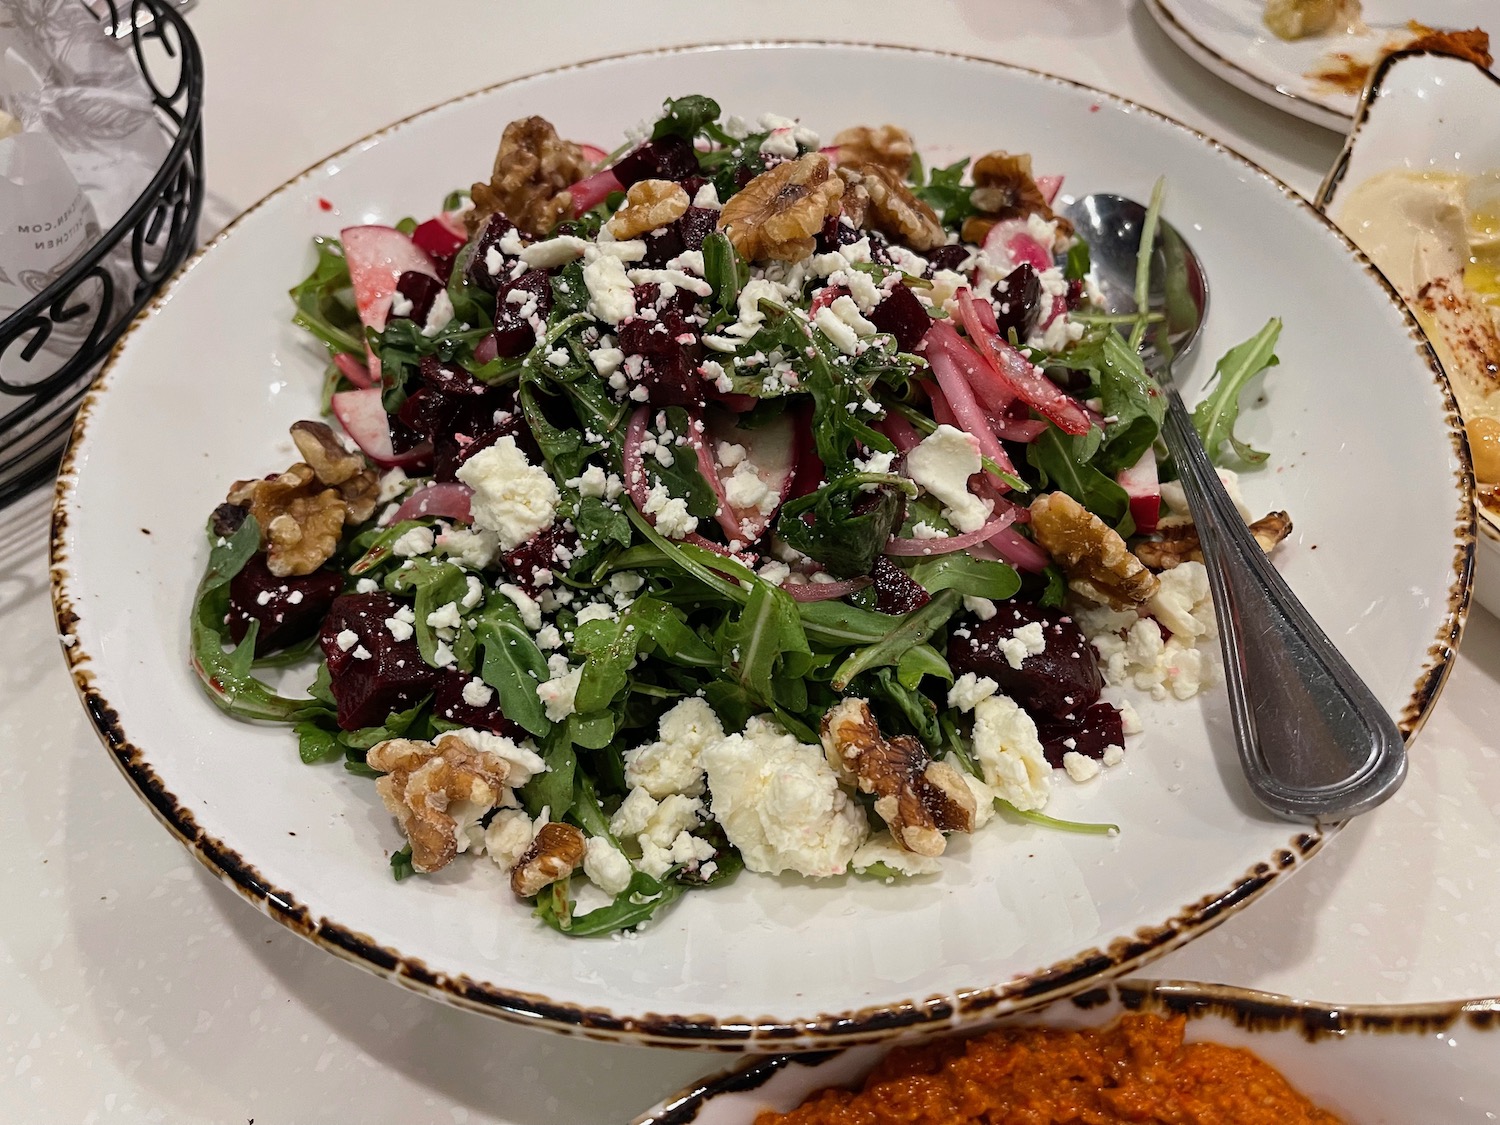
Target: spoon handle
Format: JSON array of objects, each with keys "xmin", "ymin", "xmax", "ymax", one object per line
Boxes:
[{"xmin": 1159, "ymin": 385, "xmax": 1406, "ymax": 822}]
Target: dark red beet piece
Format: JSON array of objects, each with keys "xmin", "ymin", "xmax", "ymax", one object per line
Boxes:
[
  {"xmin": 992, "ymin": 263, "xmax": 1041, "ymax": 340},
  {"xmin": 465, "ymin": 213, "xmax": 518, "ymax": 294},
  {"xmin": 420, "ymin": 355, "xmax": 488, "ymax": 399},
  {"xmin": 432, "ymin": 670, "xmax": 526, "ymax": 736},
  {"xmin": 675, "ymin": 206, "xmax": 719, "ymax": 253},
  {"xmin": 616, "ymin": 285, "xmax": 705, "ymax": 408},
  {"xmin": 319, "ymin": 594, "xmax": 440, "ymax": 731},
  {"xmin": 642, "ymin": 223, "xmax": 686, "ymax": 268},
  {"xmin": 411, "ymin": 219, "xmax": 466, "ymax": 281},
  {"xmin": 489, "ymin": 268, "xmax": 551, "ymax": 358},
  {"xmin": 947, "ymin": 601, "xmax": 1102, "ymax": 718},
  {"xmin": 227, "ymin": 554, "xmax": 344, "ymax": 655},
  {"xmin": 925, "ymin": 244, "xmax": 970, "ymax": 275},
  {"xmin": 816, "ymin": 214, "xmax": 862, "ymax": 252},
  {"xmin": 1065, "ymin": 277, "xmax": 1086, "ymax": 310},
  {"xmin": 391, "ymin": 271, "xmax": 445, "ymax": 325},
  {"xmin": 868, "ymin": 283, "xmax": 932, "ymax": 352},
  {"xmin": 500, "ymin": 522, "xmax": 578, "ymax": 594},
  {"xmin": 1034, "ymin": 701, "xmax": 1125, "ymax": 769},
  {"xmin": 871, "ymin": 556, "xmax": 931, "ymax": 615},
  {"xmin": 611, "ymin": 135, "xmax": 699, "ymax": 186}
]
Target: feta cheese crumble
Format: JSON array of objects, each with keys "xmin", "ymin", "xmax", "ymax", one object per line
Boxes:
[{"xmin": 456, "ymin": 437, "xmax": 559, "ymax": 550}]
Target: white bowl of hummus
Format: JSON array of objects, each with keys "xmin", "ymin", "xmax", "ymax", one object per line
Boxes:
[{"xmin": 1320, "ymin": 48, "xmax": 1500, "ymax": 619}]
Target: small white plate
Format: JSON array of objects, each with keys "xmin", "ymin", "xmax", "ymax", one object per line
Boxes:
[
  {"xmin": 1317, "ymin": 49, "xmax": 1500, "ymax": 616},
  {"xmin": 51, "ymin": 42, "xmax": 1470, "ymax": 1048},
  {"xmin": 634, "ymin": 981, "xmax": 1500, "ymax": 1124},
  {"xmin": 1147, "ymin": 0, "xmax": 1496, "ymax": 130}
]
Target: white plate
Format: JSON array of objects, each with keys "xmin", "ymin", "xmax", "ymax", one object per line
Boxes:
[
  {"xmin": 1317, "ymin": 50, "xmax": 1500, "ymax": 616},
  {"xmin": 50, "ymin": 43, "xmax": 1470, "ymax": 1049},
  {"xmin": 1146, "ymin": 0, "xmax": 1497, "ymax": 130},
  {"xmin": 634, "ymin": 981, "xmax": 1500, "ymax": 1123}
]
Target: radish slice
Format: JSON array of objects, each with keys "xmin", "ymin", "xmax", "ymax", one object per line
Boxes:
[
  {"xmin": 473, "ymin": 333, "xmax": 499, "ymax": 366},
  {"xmin": 923, "ymin": 345, "xmax": 1018, "ymax": 479},
  {"xmin": 332, "ymin": 352, "xmax": 373, "ymax": 389},
  {"xmin": 1035, "ymin": 174, "xmax": 1064, "ymax": 206},
  {"xmin": 707, "ymin": 387, "xmax": 758, "ymax": 413},
  {"xmin": 886, "ymin": 507, "xmax": 1020, "ymax": 556},
  {"xmin": 569, "ymin": 167, "xmax": 624, "ymax": 216},
  {"xmin": 704, "ymin": 407, "xmax": 799, "ymax": 541},
  {"xmin": 1118, "ymin": 446, "xmax": 1160, "ymax": 534},
  {"xmin": 990, "ymin": 415, "xmax": 1048, "ymax": 443},
  {"xmin": 331, "ymin": 388, "xmax": 432, "ymax": 469},
  {"xmin": 988, "ymin": 524, "xmax": 1051, "ymax": 573},
  {"xmin": 687, "ymin": 421, "xmax": 745, "ymax": 542},
  {"xmin": 624, "ymin": 405, "xmax": 738, "ymax": 557},
  {"xmin": 955, "ymin": 290, "xmax": 1092, "ymax": 436},
  {"xmin": 924, "ymin": 319, "xmax": 1014, "ymax": 415},
  {"xmin": 392, "ymin": 483, "xmax": 473, "ymax": 524},
  {"xmin": 340, "ymin": 225, "xmax": 440, "ymax": 380},
  {"xmin": 982, "ymin": 218, "xmax": 1053, "ymax": 272},
  {"xmin": 784, "ymin": 576, "xmax": 870, "ymax": 602},
  {"xmin": 579, "ymin": 143, "xmax": 610, "ymax": 167}
]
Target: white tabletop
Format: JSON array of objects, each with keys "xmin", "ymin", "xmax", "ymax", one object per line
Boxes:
[{"xmin": 6, "ymin": 2, "xmax": 1500, "ymax": 1121}]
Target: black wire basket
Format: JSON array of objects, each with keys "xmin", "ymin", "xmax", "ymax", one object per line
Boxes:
[{"xmin": 0, "ymin": 0, "xmax": 204, "ymax": 509}]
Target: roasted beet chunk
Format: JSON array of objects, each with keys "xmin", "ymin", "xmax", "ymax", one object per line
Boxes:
[
  {"xmin": 616, "ymin": 285, "xmax": 704, "ymax": 407},
  {"xmin": 926, "ymin": 244, "xmax": 970, "ymax": 275},
  {"xmin": 1034, "ymin": 702, "xmax": 1125, "ymax": 770},
  {"xmin": 816, "ymin": 214, "xmax": 861, "ymax": 253},
  {"xmin": 675, "ymin": 206, "xmax": 718, "ymax": 253},
  {"xmin": 465, "ymin": 213, "xmax": 518, "ymax": 294},
  {"xmin": 871, "ymin": 556, "xmax": 931, "ymax": 615},
  {"xmin": 642, "ymin": 223, "xmax": 686, "ymax": 268},
  {"xmin": 947, "ymin": 601, "xmax": 1102, "ymax": 718},
  {"xmin": 501, "ymin": 522, "xmax": 577, "ymax": 594},
  {"xmin": 992, "ymin": 263, "xmax": 1041, "ymax": 340},
  {"xmin": 318, "ymin": 593, "xmax": 439, "ymax": 730},
  {"xmin": 389, "ymin": 271, "xmax": 445, "ymax": 325},
  {"xmin": 868, "ymin": 283, "xmax": 932, "ymax": 352},
  {"xmin": 489, "ymin": 268, "xmax": 552, "ymax": 358},
  {"xmin": 227, "ymin": 553, "xmax": 344, "ymax": 655},
  {"xmin": 611, "ymin": 135, "xmax": 699, "ymax": 186},
  {"xmin": 433, "ymin": 669, "xmax": 526, "ymax": 737}
]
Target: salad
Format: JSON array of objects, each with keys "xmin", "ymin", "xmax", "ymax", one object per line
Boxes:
[{"xmin": 191, "ymin": 96, "xmax": 1286, "ymax": 936}]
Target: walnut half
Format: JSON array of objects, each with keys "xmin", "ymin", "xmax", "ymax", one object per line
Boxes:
[
  {"xmin": 511, "ymin": 822, "xmax": 587, "ymax": 897},
  {"xmin": 606, "ymin": 179, "xmax": 690, "ymax": 240},
  {"xmin": 368, "ymin": 733, "xmax": 515, "ymax": 873},
  {"xmin": 468, "ymin": 115, "xmax": 591, "ymax": 237},
  {"xmin": 226, "ymin": 421, "xmax": 377, "ymax": 576},
  {"xmin": 1029, "ymin": 491, "xmax": 1160, "ymax": 609},
  {"xmin": 820, "ymin": 698, "xmax": 975, "ymax": 857},
  {"xmin": 717, "ymin": 153, "xmax": 844, "ymax": 262},
  {"xmin": 838, "ymin": 162, "xmax": 946, "ymax": 252},
  {"xmin": 1136, "ymin": 511, "xmax": 1294, "ymax": 571},
  {"xmin": 831, "ymin": 125, "xmax": 915, "ymax": 177}
]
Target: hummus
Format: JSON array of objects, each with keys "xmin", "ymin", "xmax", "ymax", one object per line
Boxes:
[{"xmin": 1338, "ymin": 169, "xmax": 1500, "ymax": 515}]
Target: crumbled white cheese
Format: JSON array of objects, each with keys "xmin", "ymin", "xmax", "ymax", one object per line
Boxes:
[
  {"xmin": 426, "ymin": 601, "xmax": 462, "ymax": 632},
  {"xmin": 1102, "ymin": 744, "xmax": 1126, "ymax": 768},
  {"xmin": 456, "ymin": 437, "xmax": 559, "ymax": 550},
  {"xmin": 484, "ymin": 809, "xmax": 536, "ymax": 873},
  {"xmin": 1062, "ymin": 751, "xmax": 1102, "ymax": 783},
  {"xmin": 963, "ymin": 595, "xmax": 999, "ymax": 621},
  {"xmin": 970, "ymin": 694, "xmax": 1051, "ymax": 812},
  {"xmin": 813, "ymin": 305, "xmax": 859, "ymax": 355},
  {"xmin": 536, "ymin": 663, "xmax": 581, "ymax": 722},
  {"xmin": 905, "ymin": 425, "xmax": 994, "ymax": 533},
  {"xmin": 435, "ymin": 526, "xmax": 499, "ymax": 569},
  {"xmin": 497, "ymin": 583, "xmax": 543, "ymax": 631},
  {"xmin": 582, "ymin": 253, "xmax": 637, "ymax": 325},
  {"xmin": 461, "ymin": 678, "xmax": 494, "ymax": 708},
  {"xmin": 700, "ymin": 715, "xmax": 868, "ymax": 878},
  {"xmin": 948, "ymin": 672, "xmax": 999, "ymax": 713},
  {"xmin": 421, "ymin": 290, "xmax": 455, "ymax": 337},
  {"xmin": 996, "ymin": 620, "xmax": 1047, "ymax": 669},
  {"xmin": 519, "ymin": 235, "xmax": 589, "ymax": 269},
  {"xmin": 622, "ymin": 697, "xmax": 724, "ymax": 799},
  {"xmin": 636, "ymin": 829, "xmax": 716, "ymax": 880},
  {"xmin": 643, "ymin": 483, "xmax": 698, "ymax": 539},
  {"xmin": 334, "ymin": 628, "xmax": 359, "ymax": 652},
  {"xmin": 851, "ymin": 833, "xmax": 942, "ymax": 877},
  {"xmin": 391, "ymin": 526, "xmax": 435, "ymax": 558},
  {"xmin": 582, "ymin": 836, "xmax": 634, "ymax": 896},
  {"xmin": 589, "ymin": 347, "xmax": 624, "ymax": 378},
  {"xmin": 691, "ymin": 183, "xmax": 720, "ymax": 209},
  {"xmin": 376, "ymin": 467, "xmax": 409, "ymax": 504}
]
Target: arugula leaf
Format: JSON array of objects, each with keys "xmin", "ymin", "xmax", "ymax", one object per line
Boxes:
[
  {"xmin": 907, "ymin": 554, "xmax": 1021, "ymax": 602},
  {"xmin": 348, "ymin": 520, "xmax": 430, "ymax": 576},
  {"xmin": 295, "ymin": 721, "xmax": 341, "ymax": 764},
  {"xmin": 386, "ymin": 558, "xmax": 471, "ymax": 669},
  {"xmin": 644, "ymin": 407, "xmax": 720, "ymax": 520},
  {"xmin": 336, "ymin": 695, "xmax": 429, "ymax": 750},
  {"xmin": 1065, "ymin": 239, "xmax": 1092, "ymax": 282},
  {"xmin": 390, "ymin": 846, "xmax": 416, "ymax": 881},
  {"xmin": 573, "ymin": 614, "xmax": 640, "ymax": 714},
  {"xmin": 650, "ymin": 94, "xmax": 723, "ymax": 142},
  {"xmin": 474, "ymin": 619, "xmax": 552, "ymax": 737},
  {"xmin": 522, "ymin": 732, "xmax": 578, "ymax": 819},
  {"xmin": 995, "ymin": 799, "xmax": 1119, "ymax": 836},
  {"xmin": 832, "ymin": 589, "xmax": 962, "ymax": 690},
  {"xmin": 777, "ymin": 477, "xmax": 910, "ymax": 579},
  {"xmin": 289, "ymin": 235, "xmax": 363, "ymax": 358},
  {"xmin": 1027, "ymin": 426, "xmax": 1130, "ymax": 527},
  {"xmin": 533, "ymin": 869, "xmax": 684, "ymax": 937},
  {"xmin": 728, "ymin": 583, "xmax": 813, "ymax": 709},
  {"xmin": 190, "ymin": 516, "xmax": 326, "ymax": 723},
  {"xmin": 1192, "ymin": 318, "xmax": 1281, "ymax": 467},
  {"xmin": 865, "ymin": 665, "xmax": 943, "ymax": 748},
  {"xmin": 912, "ymin": 157, "xmax": 977, "ymax": 229},
  {"xmin": 701, "ymin": 231, "xmax": 745, "ymax": 317}
]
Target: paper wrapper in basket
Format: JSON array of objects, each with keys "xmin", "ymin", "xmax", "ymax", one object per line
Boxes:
[{"xmin": 0, "ymin": 0, "xmax": 168, "ymax": 397}]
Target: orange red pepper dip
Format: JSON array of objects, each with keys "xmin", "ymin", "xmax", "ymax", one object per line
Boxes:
[{"xmin": 755, "ymin": 1013, "xmax": 1342, "ymax": 1125}]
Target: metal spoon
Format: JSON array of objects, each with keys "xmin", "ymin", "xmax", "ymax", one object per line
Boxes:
[{"xmin": 1060, "ymin": 193, "xmax": 1406, "ymax": 822}]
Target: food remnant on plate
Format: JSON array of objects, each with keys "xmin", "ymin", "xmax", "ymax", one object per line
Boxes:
[
  {"xmin": 1337, "ymin": 169, "xmax": 1500, "ymax": 516},
  {"xmin": 1305, "ymin": 23, "xmax": 1491, "ymax": 96},
  {"xmin": 190, "ymin": 95, "xmax": 1290, "ymax": 937},
  {"xmin": 754, "ymin": 1013, "xmax": 1343, "ymax": 1125},
  {"xmin": 1264, "ymin": 0, "xmax": 1363, "ymax": 42}
]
